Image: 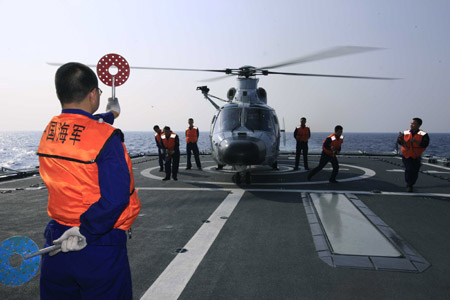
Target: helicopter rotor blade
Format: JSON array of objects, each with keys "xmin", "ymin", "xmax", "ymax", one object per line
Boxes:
[
  {"xmin": 266, "ymin": 70, "xmax": 399, "ymax": 80},
  {"xmin": 199, "ymin": 74, "xmax": 236, "ymax": 82},
  {"xmin": 129, "ymin": 66, "xmax": 227, "ymax": 73},
  {"xmin": 259, "ymin": 46, "xmax": 383, "ymax": 70}
]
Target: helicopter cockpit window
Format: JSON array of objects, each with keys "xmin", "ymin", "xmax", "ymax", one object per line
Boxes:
[
  {"xmin": 245, "ymin": 108, "xmax": 275, "ymax": 132},
  {"xmin": 218, "ymin": 107, "xmax": 241, "ymax": 131}
]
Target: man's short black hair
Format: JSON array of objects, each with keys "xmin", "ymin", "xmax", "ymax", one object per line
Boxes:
[
  {"xmin": 153, "ymin": 125, "xmax": 160, "ymax": 131},
  {"xmin": 55, "ymin": 62, "xmax": 98, "ymax": 104},
  {"xmin": 413, "ymin": 117, "xmax": 423, "ymax": 126},
  {"xmin": 335, "ymin": 125, "xmax": 343, "ymax": 132},
  {"xmin": 163, "ymin": 126, "xmax": 171, "ymax": 131}
]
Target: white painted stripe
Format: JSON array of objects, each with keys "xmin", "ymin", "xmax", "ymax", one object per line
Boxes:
[
  {"xmin": 140, "ymin": 163, "xmax": 375, "ymax": 186},
  {"xmin": 140, "ymin": 189, "xmax": 245, "ymax": 300},
  {"xmin": 135, "ymin": 187, "xmax": 450, "ymax": 198},
  {"xmin": 422, "ymin": 162, "xmax": 450, "ymax": 170}
]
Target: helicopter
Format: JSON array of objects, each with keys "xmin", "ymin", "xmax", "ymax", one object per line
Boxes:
[
  {"xmin": 48, "ymin": 46, "xmax": 396, "ymax": 184},
  {"xmin": 132, "ymin": 46, "xmax": 396, "ymax": 184}
]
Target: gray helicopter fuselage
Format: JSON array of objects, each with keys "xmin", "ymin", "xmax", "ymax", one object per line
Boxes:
[{"xmin": 208, "ymin": 77, "xmax": 280, "ymax": 168}]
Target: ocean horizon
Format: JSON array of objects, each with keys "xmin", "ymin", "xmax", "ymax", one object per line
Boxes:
[{"xmin": 1, "ymin": 131, "xmax": 449, "ymax": 170}]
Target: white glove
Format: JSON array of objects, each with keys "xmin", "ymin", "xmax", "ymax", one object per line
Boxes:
[
  {"xmin": 50, "ymin": 226, "xmax": 87, "ymax": 256},
  {"xmin": 106, "ymin": 97, "xmax": 121, "ymax": 114}
]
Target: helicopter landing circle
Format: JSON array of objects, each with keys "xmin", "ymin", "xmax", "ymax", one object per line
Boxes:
[
  {"xmin": 140, "ymin": 161, "xmax": 375, "ymax": 186},
  {"xmin": 97, "ymin": 53, "xmax": 130, "ymax": 86}
]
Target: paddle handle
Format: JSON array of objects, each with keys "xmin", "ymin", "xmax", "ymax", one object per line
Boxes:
[{"xmin": 23, "ymin": 244, "xmax": 61, "ymax": 260}]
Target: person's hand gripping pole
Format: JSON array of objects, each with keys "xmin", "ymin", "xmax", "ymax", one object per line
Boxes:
[{"xmin": 49, "ymin": 226, "xmax": 87, "ymax": 256}]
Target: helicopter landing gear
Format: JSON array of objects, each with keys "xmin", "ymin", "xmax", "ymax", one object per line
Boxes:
[
  {"xmin": 244, "ymin": 171, "xmax": 251, "ymax": 184},
  {"xmin": 232, "ymin": 172, "xmax": 241, "ymax": 184},
  {"xmin": 272, "ymin": 161, "xmax": 279, "ymax": 170},
  {"xmin": 232, "ymin": 171, "xmax": 251, "ymax": 184}
]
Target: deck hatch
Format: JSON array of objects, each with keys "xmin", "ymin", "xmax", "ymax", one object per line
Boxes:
[{"xmin": 302, "ymin": 192, "xmax": 430, "ymax": 272}]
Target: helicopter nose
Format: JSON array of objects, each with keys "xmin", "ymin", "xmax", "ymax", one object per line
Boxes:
[{"xmin": 220, "ymin": 139, "xmax": 266, "ymax": 165}]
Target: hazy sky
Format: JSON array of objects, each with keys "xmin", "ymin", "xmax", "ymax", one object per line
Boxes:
[{"xmin": 1, "ymin": 0, "xmax": 449, "ymax": 133}]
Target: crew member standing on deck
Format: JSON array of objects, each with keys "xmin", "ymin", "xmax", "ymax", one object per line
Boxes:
[
  {"xmin": 398, "ymin": 117, "xmax": 429, "ymax": 192},
  {"xmin": 294, "ymin": 117, "xmax": 311, "ymax": 170},
  {"xmin": 307, "ymin": 125, "xmax": 343, "ymax": 183},
  {"xmin": 161, "ymin": 126, "xmax": 180, "ymax": 180},
  {"xmin": 37, "ymin": 62, "xmax": 141, "ymax": 299},
  {"xmin": 153, "ymin": 125, "xmax": 165, "ymax": 172},
  {"xmin": 185, "ymin": 118, "xmax": 202, "ymax": 170}
]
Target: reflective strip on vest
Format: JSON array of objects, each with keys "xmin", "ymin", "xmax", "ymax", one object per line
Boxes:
[
  {"xmin": 322, "ymin": 133, "xmax": 343, "ymax": 157},
  {"xmin": 162, "ymin": 132, "xmax": 177, "ymax": 151},
  {"xmin": 401, "ymin": 130, "xmax": 427, "ymax": 159}
]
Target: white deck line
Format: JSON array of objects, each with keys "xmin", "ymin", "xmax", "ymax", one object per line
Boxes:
[
  {"xmin": 136, "ymin": 187, "xmax": 450, "ymax": 198},
  {"xmin": 140, "ymin": 189, "xmax": 245, "ymax": 300}
]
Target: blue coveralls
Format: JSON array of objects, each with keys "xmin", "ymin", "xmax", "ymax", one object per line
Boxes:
[{"xmin": 40, "ymin": 110, "xmax": 133, "ymax": 300}]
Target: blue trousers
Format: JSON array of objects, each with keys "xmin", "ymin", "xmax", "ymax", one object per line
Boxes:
[
  {"xmin": 165, "ymin": 152, "xmax": 180, "ymax": 179},
  {"xmin": 295, "ymin": 142, "xmax": 309, "ymax": 168},
  {"xmin": 186, "ymin": 142, "xmax": 201, "ymax": 169},
  {"xmin": 402, "ymin": 156, "xmax": 421, "ymax": 187},
  {"xmin": 157, "ymin": 147, "xmax": 166, "ymax": 170},
  {"xmin": 40, "ymin": 223, "xmax": 132, "ymax": 300},
  {"xmin": 309, "ymin": 152, "xmax": 339, "ymax": 181}
]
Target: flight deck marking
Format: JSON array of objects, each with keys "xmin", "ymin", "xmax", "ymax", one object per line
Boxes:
[
  {"xmin": 140, "ymin": 189, "xmax": 245, "ymax": 300},
  {"xmin": 140, "ymin": 162, "xmax": 374, "ymax": 186},
  {"xmin": 136, "ymin": 187, "xmax": 450, "ymax": 198}
]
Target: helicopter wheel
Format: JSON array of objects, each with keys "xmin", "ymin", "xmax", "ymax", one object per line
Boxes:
[
  {"xmin": 232, "ymin": 173, "xmax": 241, "ymax": 184},
  {"xmin": 272, "ymin": 161, "xmax": 279, "ymax": 170},
  {"xmin": 245, "ymin": 171, "xmax": 251, "ymax": 184}
]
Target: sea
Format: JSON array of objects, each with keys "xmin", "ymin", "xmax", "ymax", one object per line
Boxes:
[{"xmin": 1, "ymin": 131, "xmax": 449, "ymax": 171}]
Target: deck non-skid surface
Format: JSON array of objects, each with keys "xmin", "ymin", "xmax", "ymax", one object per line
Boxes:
[{"xmin": 1, "ymin": 154, "xmax": 450, "ymax": 299}]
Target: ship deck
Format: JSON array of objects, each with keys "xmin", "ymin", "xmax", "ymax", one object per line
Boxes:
[{"xmin": 1, "ymin": 154, "xmax": 450, "ymax": 299}]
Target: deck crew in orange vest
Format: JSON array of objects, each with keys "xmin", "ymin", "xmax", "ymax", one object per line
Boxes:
[
  {"xmin": 294, "ymin": 117, "xmax": 311, "ymax": 170},
  {"xmin": 153, "ymin": 125, "xmax": 166, "ymax": 172},
  {"xmin": 307, "ymin": 125, "xmax": 343, "ymax": 183},
  {"xmin": 185, "ymin": 118, "xmax": 202, "ymax": 170},
  {"xmin": 397, "ymin": 117, "xmax": 429, "ymax": 192},
  {"xmin": 37, "ymin": 62, "xmax": 140, "ymax": 299},
  {"xmin": 161, "ymin": 126, "xmax": 180, "ymax": 180}
]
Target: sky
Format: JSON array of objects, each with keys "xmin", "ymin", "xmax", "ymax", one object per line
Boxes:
[{"xmin": 1, "ymin": 0, "xmax": 449, "ymax": 133}]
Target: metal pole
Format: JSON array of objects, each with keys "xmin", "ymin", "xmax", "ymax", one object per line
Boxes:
[{"xmin": 112, "ymin": 75, "xmax": 116, "ymax": 99}]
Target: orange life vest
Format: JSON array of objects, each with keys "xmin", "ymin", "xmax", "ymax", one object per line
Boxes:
[
  {"xmin": 162, "ymin": 132, "xmax": 177, "ymax": 151},
  {"xmin": 37, "ymin": 113, "xmax": 141, "ymax": 231},
  {"xmin": 322, "ymin": 133, "xmax": 343, "ymax": 157},
  {"xmin": 155, "ymin": 132, "xmax": 162, "ymax": 146},
  {"xmin": 401, "ymin": 130, "xmax": 427, "ymax": 159},
  {"xmin": 295, "ymin": 126, "xmax": 310, "ymax": 143},
  {"xmin": 186, "ymin": 127, "xmax": 198, "ymax": 143}
]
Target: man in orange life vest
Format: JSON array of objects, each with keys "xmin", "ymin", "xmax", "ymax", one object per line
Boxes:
[
  {"xmin": 37, "ymin": 62, "xmax": 141, "ymax": 299},
  {"xmin": 307, "ymin": 125, "xmax": 343, "ymax": 183},
  {"xmin": 398, "ymin": 117, "xmax": 429, "ymax": 192},
  {"xmin": 153, "ymin": 125, "xmax": 165, "ymax": 172},
  {"xmin": 161, "ymin": 126, "xmax": 180, "ymax": 180},
  {"xmin": 293, "ymin": 117, "xmax": 311, "ymax": 170},
  {"xmin": 185, "ymin": 118, "xmax": 202, "ymax": 170}
]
